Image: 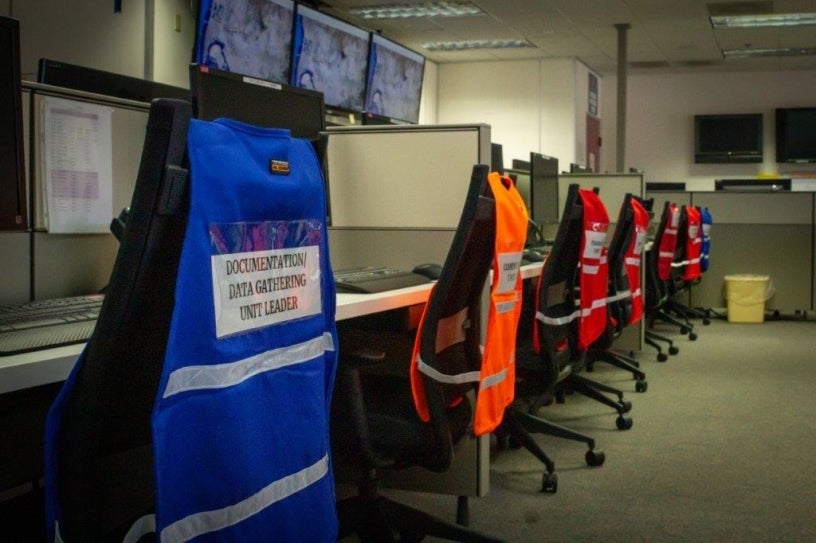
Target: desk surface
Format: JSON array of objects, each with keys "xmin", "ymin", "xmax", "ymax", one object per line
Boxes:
[{"xmin": 0, "ymin": 263, "xmax": 544, "ymax": 395}]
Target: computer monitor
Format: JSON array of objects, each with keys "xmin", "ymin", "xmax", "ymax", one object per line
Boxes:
[
  {"xmin": 529, "ymin": 152, "xmax": 559, "ymax": 224},
  {"xmin": 569, "ymin": 162, "xmax": 593, "ymax": 174},
  {"xmin": 490, "ymin": 143, "xmax": 504, "ymax": 174},
  {"xmin": 290, "ymin": 4, "xmax": 369, "ymax": 113},
  {"xmin": 193, "ymin": 0, "xmax": 295, "ymax": 85},
  {"xmin": 190, "ymin": 65, "xmax": 325, "ymax": 139},
  {"xmin": 0, "ymin": 16, "xmax": 27, "ymax": 231},
  {"xmin": 37, "ymin": 59, "xmax": 189, "ymax": 103},
  {"xmin": 511, "ymin": 158, "xmax": 531, "ymax": 171},
  {"xmin": 364, "ymin": 33, "xmax": 425, "ymax": 124}
]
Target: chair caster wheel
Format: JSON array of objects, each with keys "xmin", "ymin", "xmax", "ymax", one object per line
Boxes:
[
  {"xmin": 703, "ymin": 318, "xmax": 711, "ymax": 325},
  {"xmin": 680, "ymin": 326, "xmax": 690, "ymax": 334},
  {"xmin": 635, "ymin": 379, "xmax": 648, "ymax": 393},
  {"xmin": 541, "ymin": 472, "xmax": 558, "ymax": 493},
  {"xmin": 669, "ymin": 346, "xmax": 680, "ymax": 355},
  {"xmin": 689, "ymin": 332, "xmax": 698, "ymax": 341},
  {"xmin": 616, "ymin": 415, "xmax": 633, "ymax": 430},
  {"xmin": 585, "ymin": 448, "xmax": 605, "ymax": 467},
  {"xmin": 657, "ymin": 353, "xmax": 668, "ymax": 362},
  {"xmin": 619, "ymin": 400, "xmax": 632, "ymax": 413}
]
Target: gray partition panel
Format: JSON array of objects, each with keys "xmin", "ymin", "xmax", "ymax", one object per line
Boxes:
[
  {"xmin": 0, "ymin": 232, "xmax": 31, "ymax": 305},
  {"xmin": 329, "ymin": 229, "xmax": 455, "ymax": 272},
  {"xmin": 326, "ymin": 124, "xmax": 490, "ymax": 229},
  {"xmin": 33, "ymin": 232, "xmax": 117, "ymax": 299},
  {"xmin": 558, "ymin": 173, "xmax": 644, "ymax": 219}
]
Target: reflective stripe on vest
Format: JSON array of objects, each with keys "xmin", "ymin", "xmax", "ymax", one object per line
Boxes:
[{"xmin": 577, "ymin": 189, "xmax": 609, "ymax": 350}]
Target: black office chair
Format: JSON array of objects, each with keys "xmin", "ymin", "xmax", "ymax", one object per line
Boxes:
[
  {"xmin": 585, "ymin": 193, "xmax": 648, "ymax": 392},
  {"xmin": 44, "ymin": 99, "xmax": 192, "ymax": 542},
  {"xmin": 644, "ymin": 201, "xmax": 682, "ymax": 361},
  {"xmin": 500, "ymin": 184, "xmax": 606, "ymax": 494},
  {"xmin": 331, "ymin": 164, "xmax": 504, "ymax": 542},
  {"xmin": 655, "ymin": 205, "xmax": 700, "ymax": 340}
]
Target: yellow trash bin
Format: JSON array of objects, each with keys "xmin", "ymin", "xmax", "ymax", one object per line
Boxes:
[{"xmin": 724, "ymin": 274, "xmax": 772, "ymax": 323}]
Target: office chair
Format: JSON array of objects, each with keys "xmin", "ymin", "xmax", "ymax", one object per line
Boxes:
[
  {"xmin": 585, "ymin": 193, "xmax": 648, "ymax": 393},
  {"xmin": 331, "ymin": 164, "xmax": 510, "ymax": 542},
  {"xmin": 657, "ymin": 205, "xmax": 701, "ymax": 340},
  {"xmin": 644, "ymin": 201, "xmax": 682, "ymax": 361},
  {"xmin": 45, "ymin": 100, "xmax": 341, "ymax": 541},
  {"xmin": 501, "ymin": 184, "xmax": 607, "ymax": 494}
]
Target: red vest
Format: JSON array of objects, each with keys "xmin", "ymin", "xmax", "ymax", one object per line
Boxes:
[
  {"xmin": 410, "ymin": 173, "xmax": 528, "ymax": 436},
  {"xmin": 625, "ymin": 198, "xmax": 649, "ymax": 325},
  {"xmin": 657, "ymin": 203, "xmax": 680, "ymax": 281},
  {"xmin": 682, "ymin": 206, "xmax": 702, "ymax": 281},
  {"xmin": 577, "ymin": 189, "xmax": 609, "ymax": 350}
]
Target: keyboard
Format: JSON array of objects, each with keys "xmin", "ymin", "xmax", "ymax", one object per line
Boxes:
[
  {"xmin": 334, "ymin": 266, "xmax": 431, "ymax": 294},
  {"xmin": 0, "ymin": 294, "xmax": 104, "ymax": 355}
]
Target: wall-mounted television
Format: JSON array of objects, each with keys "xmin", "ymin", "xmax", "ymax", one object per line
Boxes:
[
  {"xmin": 0, "ymin": 16, "xmax": 27, "ymax": 231},
  {"xmin": 194, "ymin": 0, "xmax": 295, "ymax": 85},
  {"xmin": 290, "ymin": 5, "xmax": 370, "ymax": 113},
  {"xmin": 364, "ymin": 33, "xmax": 425, "ymax": 124},
  {"xmin": 694, "ymin": 113, "xmax": 763, "ymax": 164},
  {"xmin": 775, "ymin": 107, "xmax": 816, "ymax": 163}
]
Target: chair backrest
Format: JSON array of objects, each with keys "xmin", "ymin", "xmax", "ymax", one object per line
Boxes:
[
  {"xmin": 410, "ymin": 164, "xmax": 499, "ymax": 470},
  {"xmin": 680, "ymin": 205, "xmax": 702, "ymax": 281},
  {"xmin": 532, "ymin": 184, "xmax": 585, "ymax": 389},
  {"xmin": 603, "ymin": 193, "xmax": 637, "ymax": 337},
  {"xmin": 626, "ymin": 196, "xmax": 652, "ymax": 325},
  {"xmin": 45, "ymin": 98, "xmax": 192, "ymax": 542},
  {"xmin": 646, "ymin": 201, "xmax": 680, "ymax": 310}
]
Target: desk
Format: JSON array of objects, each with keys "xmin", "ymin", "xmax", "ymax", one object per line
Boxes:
[{"xmin": 1, "ymin": 265, "xmax": 545, "ymax": 499}]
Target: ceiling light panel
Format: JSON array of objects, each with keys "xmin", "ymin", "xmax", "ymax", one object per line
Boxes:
[
  {"xmin": 349, "ymin": 2, "xmax": 485, "ymax": 20},
  {"xmin": 722, "ymin": 46, "xmax": 816, "ymax": 57},
  {"xmin": 711, "ymin": 12, "xmax": 816, "ymax": 28},
  {"xmin": 423, "ymin": 39, "xmax": 536, "ymax": 51}
]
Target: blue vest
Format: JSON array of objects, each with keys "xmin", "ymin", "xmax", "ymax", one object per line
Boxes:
[
  {"xmin": 153, "ymin": 119, "xmax": 338, "ymax": 541},
  {"xmin": 700, "ymin": 207, "xmax": 712, "ymax": 272}
]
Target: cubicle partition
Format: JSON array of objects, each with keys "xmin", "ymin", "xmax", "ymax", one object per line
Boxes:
[
  {"xmin": 0, "ymin": 83, "xmax": 151, "ymax": 305},
  {"xmin": 326, "ymin": 123, "xmax": 492, "ymax": 272},
  {"xmin": 325, "ymin": 123, "xmax": 493, "ymax": 498}
]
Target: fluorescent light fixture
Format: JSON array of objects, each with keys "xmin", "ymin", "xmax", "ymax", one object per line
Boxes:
[
  {"xmin": 711, "ymin": 12, "xmax": 816, "ymax": 28},
  {"xmin": 722, "ymin": 47, "xmax": 816, "ymax": 58},
  {"xmin": 423, "ymin": 39, "xmax": 535, "ymax": 51},
  {"xmin": 349, "ymin": 2, "xmax": 484, "ymax": 20}
]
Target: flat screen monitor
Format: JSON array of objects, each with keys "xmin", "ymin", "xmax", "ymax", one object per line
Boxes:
[
  {"xmin": 190, "ymin": 65, "xmax": 325, "ymax": 139},
  {"xmin": 194, "ymin": 0, "xmax": 294, "ymax": 85},
  {"xmin": 0, "ymin": 16, "xmax": 27, "ymax": 231},
  {"xmin": 529, "ymin": 152, "xmax": 559, "ymax": 224},
  {"xmin": 490, "ymin": 143, "xmax": 504, "ymax": 174},
  {"xmin": 37, "ymin": 59, "xmax": 189, "ymax": 103},
  {"xmin": 364, "ymin": 33, "xmax": 425, "ymax": 124},
  {"xmin": 512, "ymin": 158, "xmax": 531, "ymax": 171},
  {"xmin": 290, "ymin": 5, "xmax": 369, "ymax": 112},
  {"xmin": 775, "ymin": 107, "xmax": 816, "ymax": 163},
  {"xmin": 694, "ymin": 113, "xmax": 763, "ymax": 163}
]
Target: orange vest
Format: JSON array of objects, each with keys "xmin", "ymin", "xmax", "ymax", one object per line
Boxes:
[
  {"xmin": 577, "ymin": 189, "xmax": 609, "ymax": 350},
  {"xmin": 625, "ymin": 198, "xmax": 649, "ymax": 325},
  {"xmin": 657, "ymin": 203, "xmax": 680, "ymax": 281},
  {"xmin": 681, "ymin": 206, "xmax": 702, "ymax": 281},
  {"xmin": 410, "ymin": 173, "xmax": 528, "ymax": 436}
]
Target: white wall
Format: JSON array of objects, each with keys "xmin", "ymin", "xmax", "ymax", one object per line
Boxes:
[
  {"xmin": 153, "ymin": 0, "xmax": 197, "ymax": 88},
  {"xmin": 600, "ymin": 70, "xmax": 816, "ymax": 190},
  {"xmin": 418, "ymin": 60, "xmax": 438, "ymax": 124},
  {"xmin": 12, "ymin": 0, "xmax": 146, "ymax": 81},
  {"xmin": 436, "ymin": 58, "xmax": 594, "ymax": 172}
]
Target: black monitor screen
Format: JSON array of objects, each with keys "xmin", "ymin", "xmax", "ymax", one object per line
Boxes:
[
  {"xmin": 530, "ymin": 152, "xmax": 559, "ymax": 224},
  {"xmin": 190, "ymin": 65, "xmax": 325, "ymax": 140},
  {"xmin": 490, "ymin": 143, "xmax": 504, "ymax": 174},
  {"xmin": 364, "ymin": 34, "xmax": 425, "ymax": 124},
  {"xmin": 0, "ymin": 16, "xmax": 27, "ymax": 231},
  {"xmin": 37, "ymin": 59, "xmax": 189, "ymax": 103},
  {"xmin": 194, "ymin": 0, "xmax": 294, "ymax": 85},
  {"xmin": 694, "ymin": 113, "xmax": 763, "ymax": 163},
  {"xmin": 776, "ymin": 107, "xmax": 816, "ymax": 163},
  {"xmin": 290, "ymin": 5, "xmax": 369, "ymax": 112}
]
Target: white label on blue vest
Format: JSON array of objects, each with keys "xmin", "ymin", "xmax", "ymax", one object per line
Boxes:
[{"xmin": 211, "ymin": 245, "xmax": 322, "ymax": 338}]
